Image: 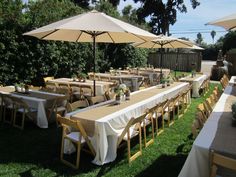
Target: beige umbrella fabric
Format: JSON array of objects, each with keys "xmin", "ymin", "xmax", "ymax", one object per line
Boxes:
[
  {"xmin": 24, "ymin": 10, "xmax": 157, "ymax": 96},
  {"xmin": 132, "ymin": 35, "xmax": 194, "ymax": 78},
  {"xmin": 206, "ymin": 13, "xmax": 236, "ymax": 31},
  {"xmin": 23, "ymin": 10, "xmax": 157, "ymax": 43}
]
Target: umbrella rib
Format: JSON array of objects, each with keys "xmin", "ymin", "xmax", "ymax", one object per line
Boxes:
[
  {"xmin": 41, "ymin": 29, "xmax": 59, "ymax": 39},
  {"xmin": 107, "ymin": 33, "xmax": 115, "ymax": 43},
  {"xmin": 76, "ymin": 32, "xmax": 83, "ymax": 42}
]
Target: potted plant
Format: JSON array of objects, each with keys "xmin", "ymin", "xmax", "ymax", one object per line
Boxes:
[
  {"xmin": 77, "ymin": 72, "xmax": 87, "ymax": 82},
  {"xmin": 71, "ymin": 74, "xmax": 77, "ymax": 81}
]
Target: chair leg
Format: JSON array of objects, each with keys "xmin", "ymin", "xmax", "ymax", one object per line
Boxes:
[
  {"xmin": 210, "ymin": 164, "xmax": 217, "ymax": 177},
  {"xmin": 3, "ymin": 106, "xmax": 13, "ymax": 124},
  {"xmin": 13, "ymin": 109, "xmax": 25, "ymax": 130}
]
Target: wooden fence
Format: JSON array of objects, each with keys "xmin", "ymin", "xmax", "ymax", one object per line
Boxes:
[{"xmin": 148, "ymin": 52, "xmax": 202, "ymax": 72}]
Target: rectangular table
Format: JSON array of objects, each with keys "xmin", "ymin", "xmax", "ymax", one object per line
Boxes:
[
  {"xmin": 179, "ymin": 74, "xmax": 208, "ymax": 97},
  {"xmin": 0, "ymin": 86, "xmax": 63, "ymax": 128},
  {"xmin": 178, "ymin": 84, "xmax": 236, "ymax": 177},
  {"xmin": 68, "ymin": 82, "xmax": 189, "ymax": 165},
  {"xmin": 93, "ymin": 73, "xmax": 143, "ymax": 91},
  {"xmin": 48, "ymin": 78, "xmax": 114, "ymax": 96}
]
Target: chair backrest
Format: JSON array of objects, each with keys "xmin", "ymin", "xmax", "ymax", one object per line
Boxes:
[
  {"xmin": 79, "ymin": 85, "xmax": 93, "ymax": 97},
  {"xmin": 57, "ymin": 114, "xmax": 95, "ymax": 155},
  {"xmin": 191, "ymin": 119, "xmax": 201, "ymax": 138},
  {"xmin": 10, "ymin": 96, "xmax": 29, "ymax": 110},
  {"xmin": 210, "ymin": 152, "xmax": 236, "ymax": 177},
  {"xmin": 2, "ymin": 94, "xmax": 13, "ymax": 106},
  {"xmin": 88, "ymin": 95, "xmax": 107, "ymax": 105},
  {"xmin": 205, "ymin": 98, "xmax": 214, "ymax": 113},
  {"xmin": 156, "ymin": 99, "xmax": 169, "ymax": 113},
  {"xmin": 67, "ymin": 99, "xmax": 89, "ymax": 112},
  {"xmin": 197, "ymin": 103, "xmax": 208, "ymax": 123},
  {"xmin": 43, "ymin": 76, "xmax": 54, "ymax": 83},
  {"xmin": 117, "ymin": 113, "xmax": 146, "ymax": 147}
]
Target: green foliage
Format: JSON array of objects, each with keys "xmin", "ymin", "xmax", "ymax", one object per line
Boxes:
[
  {"xmin": 133, "ymin": 0, "xmax": 200, "ymax": 35},
  {"xmin": 0, "ymin": 0, "xmax": 150, "ymax": 86},
  {"xmin": 222, "ymin": 31, "xmax": 236, "ymax": 54}
]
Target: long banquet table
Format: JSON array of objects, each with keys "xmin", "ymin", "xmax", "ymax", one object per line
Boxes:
[
  {"xmin": 94, "ymin": 73, "xmax": 144, "ymax": 91},
  {"xmin": 178, "ymin": 78, "xmax": 236, "ymax": 177},
  {"xmin": 0, "ymin": 86, "xmax": 63, "ymax": 128},
  {"xmin": 179, "ymin": 74, "xmax": 208, "ymax": 97},
  {"xmin": 48, "ymin": 78, "xmax": 114, "ymax": 96},
  {"xmin": 68, "ymin": 82, "xmax": 189, "ymax": 165}
]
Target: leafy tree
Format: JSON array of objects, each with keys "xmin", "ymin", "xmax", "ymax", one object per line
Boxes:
[
  {"xmin": 222, "ymin": 31, "xmax": 236, "ymax": 54},
  {"xmin": 133, "ymin": 0, "xmax": 200, "ymax": 35},
  {"xmin": 70, "ymin": 0, "xmax": 90, "ymax": 9},
  {"xmin": 196, "ymin": 32, "xmax": 203, "ymax": 45},
  {"xmin": 211, "ymin": 30, "xmax": 216, "ymax": 44}
]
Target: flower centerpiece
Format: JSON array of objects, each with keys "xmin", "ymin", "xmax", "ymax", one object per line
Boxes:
[
  {"xmin": 77, "ymin": 72, "xmax": 87, "ymax": 82},
  {"xmin": 114, "ymin": 84, "xmax": 127, "ymax": 104},
  {"xmin": 71, "ymin": 73, "xmax": 77, "ymax": 81}
]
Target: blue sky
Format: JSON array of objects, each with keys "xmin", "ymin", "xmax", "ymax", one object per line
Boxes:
[
  {"xmin": 22, "ymin": 0, "xmax": 235, "ymax": 44},
  {"xmin": 119, "ymin": 0, "xmax": 236, "ymax": 44}
]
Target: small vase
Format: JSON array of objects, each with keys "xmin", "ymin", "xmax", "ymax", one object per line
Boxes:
[{"xmin": 115, "ymin": 95, "xmax": 121, "ymax": 104}]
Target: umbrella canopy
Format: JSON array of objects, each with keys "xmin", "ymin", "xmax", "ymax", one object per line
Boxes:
[
  {"xmin": 132, "ymin": 35, "xmax": 194, "ymax": 79},
  {"xmin": 24, "ymin": 10, "xmax": 157, "ymax": 96},
  {"xmin": 133, "ymin": 34, "xmax": 193, "ymax": 49},
  {"xmin": 206, "ymin": 13, "xmax": 236, "ymax": 31}
]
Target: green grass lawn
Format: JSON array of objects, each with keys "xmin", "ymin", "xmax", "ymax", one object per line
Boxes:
[{"xmin": 0, "ymin": 83, "xmax": 218, "ymax": 177}]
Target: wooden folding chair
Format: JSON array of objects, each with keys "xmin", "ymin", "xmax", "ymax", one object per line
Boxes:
[
  {"xmin": 117, "ymin": 114, "xmax": 146, "ymax": 163},
  {"xmin": 87, "ymin": 95, "xmax": 107, "ymax": 105},
  {"xmin": 210, "ymin": 151, "xmax": 236, "ymax": 177},
  {"xmin": 205, "ymin": 97, "xmax": 214, "ymax": 113},
  {"xmin": 153, "ymin": 99, "xmax": 168, "ymax": 136},
  {"xmin": 47, "ymin": 95, "xmax": 68, "ymax": 123},
  {"xmin": 178, "ymin": 89, "xmax": 190, "ymax": 117},
  {"xmin": 142, "ymin": 108, "xmax": 155, "ymax": 148},
  {"xmin": 67, "ymin": 99, "xmax": 89, "ymax": 112},
  {"xmin": 57, "ymin": 114, "xmax": 95, "ymax": 169},
  {"xmin": 43, "ymin": 76, "xmax": 54, "ymax": 83},
  {"xmin": 165, "ymin": 94, "xmax": 181, "ymax": 127},
  {"xmin": 11, "ymin": 96, "xmax": 37, "ymax": 130},
  {"xmin": 197, "ymin": 103, "xmax": 208, "ymax": 124},
  {"xmin": 191, "ymin": 119, "xmax": 201, "ymax": 138},
  {"xmin": 2, "ymin": 94, "xmax": 14, "ymax": 124}
]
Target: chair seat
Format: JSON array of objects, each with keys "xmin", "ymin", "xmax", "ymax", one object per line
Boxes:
[
  {"xmin": 57, "ymin": 106, "xmax": 67, "ymax": 112},
  {"xmin": 66, "ymin": 132, "xmax": 86, "ymax": 143}
]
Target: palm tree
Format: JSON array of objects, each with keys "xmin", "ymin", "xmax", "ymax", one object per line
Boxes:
[{"xmin": 211, "ymin": 30, "xmax": 216, "ymax": 44}]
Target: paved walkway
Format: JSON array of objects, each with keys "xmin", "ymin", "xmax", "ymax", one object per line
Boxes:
[{"xmin": 201, "ymin": 60, "xmax": 215, "ymax": 76}]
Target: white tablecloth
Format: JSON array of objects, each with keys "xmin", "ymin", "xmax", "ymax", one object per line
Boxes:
[
  {"xmin": 229, "ymin": 76, "xmax": 236, "ymax": 86},
  {"xmin": 49, "ymin": 78, "xmax": 113, "ymax": 96},
  {"xmin": 70, "ymin": 83, "xmax": 189, "ymax": 165},
  {"xmin": 0, "ymin": 87, "xmax": 63, "ymax": 128},
  {"xmin": 180, "ymin": 74, "xmax": 207, "ymax": 97},
  {"xmin": 178, "ymin": 85, "xmax": 232, "ymax": 177}
]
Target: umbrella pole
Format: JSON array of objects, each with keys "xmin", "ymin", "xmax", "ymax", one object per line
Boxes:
[
  {"xmin": 93, "ymin": 35, "xmax": 96, "ymax": 97},
  {"xmin": 175, "ymin": 49, "xmax": 179, "ymax": 77},
  {"xmin": 160, "ymin": 45, "xmax": 163, "ymax": 82}
]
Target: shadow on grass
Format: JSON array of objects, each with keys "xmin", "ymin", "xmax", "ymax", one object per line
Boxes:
[
  {"xmin": 0, "ymin": 122, "xmax": 99, "ymax": 176},
  {"xmin": 0, "ymin": 121, "xmax": 127, "ymax": 176},
  {"xmin": 135, "ymin": 135, "xmax": 193, "ymax": 177}
]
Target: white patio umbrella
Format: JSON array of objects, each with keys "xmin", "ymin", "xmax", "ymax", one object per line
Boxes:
[
  {"xmin": 23, "ymin": 10, "xmax": 157, "ymax": 96},
  {"xmin": 132, "ymin": 34, "xmax": 194, "ymax": 80},
  {"xmin": 206, "ymin": 13, "xmax": 236, "ymax": 31}
]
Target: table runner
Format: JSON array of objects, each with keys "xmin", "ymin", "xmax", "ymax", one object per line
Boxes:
[
  {"xmin": 70, "ymin": 82, "xmax": 188, "ymax": 165},
  {"xmin": 72, "ymin": 82, "xmax": 183, "ymax": 122}
]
